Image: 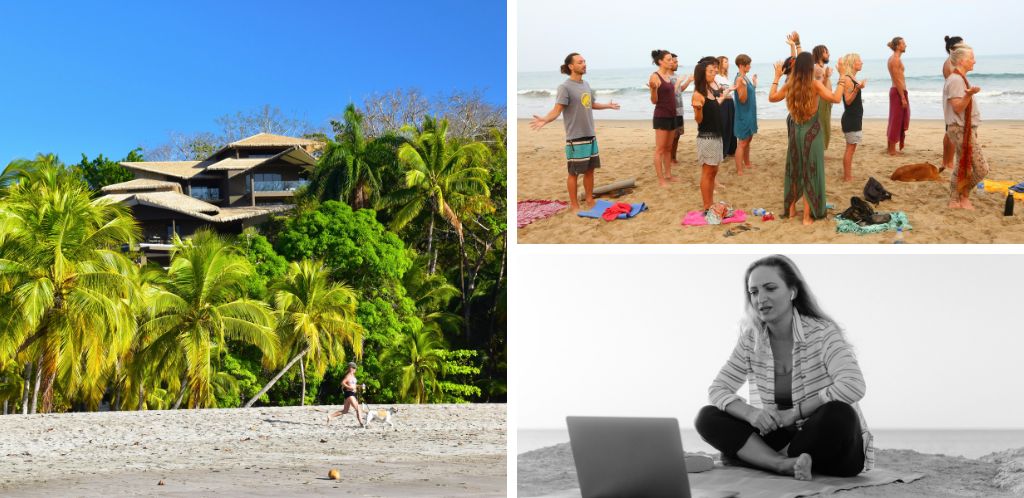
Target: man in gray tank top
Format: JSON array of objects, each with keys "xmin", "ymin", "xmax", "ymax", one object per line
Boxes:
[{"xmin": 531, "ymin": 53, "xmax": 620, "ymax": 212}]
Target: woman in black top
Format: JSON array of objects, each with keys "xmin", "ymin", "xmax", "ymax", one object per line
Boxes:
[
  {"xmin": 692, "ymin": 56, "xmax": 730, "ymax": 209},
  {"xmin": 839, "ymin": 54, "xmax": 867, "ymax": 182}
]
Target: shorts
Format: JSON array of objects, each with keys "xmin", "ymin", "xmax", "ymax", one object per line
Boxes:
[
  {"xmin": 696, "ymin": 136, "xmax": 724, "ymax": 166},
  {"xmin": 653, "ymin": 117, "xmax": 676, "ymax": 130},
  {"xmin": 343, "ymin": 390, "xmax": 357, "ymax": 399},
  {"xmin": 844, "ymin": 130, "xmax": 863, "ymax": 145},
  {"xmin": 675, "ymin": 115, "xmax": 685, "ymax": 133},
  {"xmin": 565, "ymin": 136, "xmax": 602, "ymax": 175}
]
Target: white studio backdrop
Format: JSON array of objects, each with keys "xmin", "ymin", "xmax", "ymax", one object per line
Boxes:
[{"xmin": 515, "ymin": 253, "xmax": 1023, "ymax": 430}]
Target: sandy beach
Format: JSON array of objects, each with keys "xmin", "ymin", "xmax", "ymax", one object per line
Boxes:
[
  {"xmin": 518, "ymin": 443, "xmax": 1024, "ymax": 497},
  {"xmin": 517, "ymin": 119, "xmax": 1024, "ymax": 243},
  {"xmin": 0, "ymin": 404, "xmax": 506, "ymax": 497}
]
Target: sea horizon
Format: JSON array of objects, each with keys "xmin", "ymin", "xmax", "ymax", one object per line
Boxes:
[
  {"xmin": 519, "ymin": 427, "xmax": 1024, "ymax": 460},
  {"xmin": 518, "ymin": 54, "xmax": 1024, "ymax": 121}
]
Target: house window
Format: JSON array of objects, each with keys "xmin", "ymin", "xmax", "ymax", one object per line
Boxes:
[{"xmin": 254, "ymin": 173, "xmax": 284, "ymax": 191}]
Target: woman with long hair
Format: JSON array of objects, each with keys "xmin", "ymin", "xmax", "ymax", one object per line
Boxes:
[
  {"xmin": 839, "ymin": 54, "xmax": 867, "ymax": 182},
  {"xmin": 649, "ymin": 49, "xmax": 678, "ymax": 186},
  {"xmin": 692, "ymin": 56, "xmax": 730, "ymax": 209},
  {"xmin": 733, "ymin": 54, "xmax": 758, "ymax": 175},
  {"xmin": 769, "ymin": 52, "xmax": 847, "ymax": 225},
  {"xmin": 695, "ymin": 255, "xmax": 874, "ymax": 480}
]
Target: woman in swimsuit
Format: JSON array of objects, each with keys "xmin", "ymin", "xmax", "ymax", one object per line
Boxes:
[
  {"xmin": 649, "ymin": 49, "xmax": 679, "ymax": 186},
  {"xmin": 327, "ymin": 362, "xmax": 364, "ymax": 427}
]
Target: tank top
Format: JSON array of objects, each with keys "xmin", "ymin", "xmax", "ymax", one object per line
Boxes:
[
  {"xmin": 698, "ymin": 87, "xmax": 723, "ymax": 137},
  {"xmin": 654, "ymin": 72, "xmax": 676, "ymax": 118},
  {"xmin": 841, "ymin": 76, "xmax": 864, "ymax": 133}
]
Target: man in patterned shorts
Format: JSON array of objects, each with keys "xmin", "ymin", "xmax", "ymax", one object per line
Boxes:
[{"xmin": 531, "ymin": 52, "xmax": 620, "ymax": 211}]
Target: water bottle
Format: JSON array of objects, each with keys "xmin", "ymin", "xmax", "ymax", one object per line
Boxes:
[
  {"xmin": 893, "ymin": 227, "xmax": 905, "ymax": 244},
  {"xmin": 978, "ymin": 181, "xmax": 985, "ymax": 191},
  {"xmin": 752, "ymin": 207, "xmax": 766, "ymax": 216},
  {"xmin": 1005, "ymin": 191, "xmax": 1015, "ymax": 216}
]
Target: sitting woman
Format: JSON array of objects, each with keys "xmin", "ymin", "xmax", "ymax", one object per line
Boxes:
[{"xmin": 694, "ymin": 255, "xmax": 873, "ymax": 480}]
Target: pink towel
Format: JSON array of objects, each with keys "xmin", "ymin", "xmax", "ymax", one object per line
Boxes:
[
  {"xmin": 517, "ymin": 200, "xmax": 568, "ymax": 228},
  {"xmin": 682, "ymin": 209, "xmax": 747, "ymax": 226}
]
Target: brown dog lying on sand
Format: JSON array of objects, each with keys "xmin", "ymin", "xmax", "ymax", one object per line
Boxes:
[{"xmin": 891, "ymin": 162, "xmax": 945, "ymax": 182}]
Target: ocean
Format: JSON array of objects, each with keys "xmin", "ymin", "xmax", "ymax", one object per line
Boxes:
[
  {"xmin": 518, "ymin": 428, "xmax": 1024, "ymax": 460},
  {"xmin": 518, "ymin": 54, "xmax": 1024, "ymax": 121}
]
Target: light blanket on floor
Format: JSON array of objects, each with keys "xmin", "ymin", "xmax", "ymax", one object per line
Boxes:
[{"xmin": 528, "ymin": 466, "xmax": 924, "ymax": 498}]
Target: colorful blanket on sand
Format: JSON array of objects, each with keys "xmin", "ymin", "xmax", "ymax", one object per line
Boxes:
[
  {"xmin": 835, "ymin": 211, "xmax": 912, "ymax": 234},
  {"xmin": 517, "ymin": 200, "xmax": 568, "ymax": 228},
  {"xmin": 576, "ymin": 200, "xmax": 648, "ymax": 220},
  {"xmin": 682, "ymin": 209, "xmax": 747, "ymax": 226}
]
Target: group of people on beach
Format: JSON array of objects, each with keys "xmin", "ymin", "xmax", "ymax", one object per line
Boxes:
[{"xmin": 530, "ymin": 32, "xmax": 988, "ymax": 222}]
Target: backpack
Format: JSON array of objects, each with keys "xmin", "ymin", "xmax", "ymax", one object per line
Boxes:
[
  {"xmin": 863, "ymin": 177, "xmax": 893, "ymax": 205},
  {"xmin": 840, "ymin": 196, "xmax": 891, "ymax": 226}
]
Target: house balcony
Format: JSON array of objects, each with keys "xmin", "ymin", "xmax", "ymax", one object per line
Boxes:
[{"xmin": 252, "ymin": 180, "xmax": 308, "ymax": 196}]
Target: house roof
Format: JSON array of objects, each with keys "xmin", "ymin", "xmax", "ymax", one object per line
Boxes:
[
  {"xmin": 100, "ymin": 191, "xmax": 293, "ymax": 223},
  {"xmin": 230, "ymin": 133, "xmax": 318, "ymax": 148},
  {"xmin": 206, "ymin": 146, "xmax": 317, "ymax": 171},
  {"xmin": 120, "ymin": 161, "xmax": 211, "ymax": 179},
  {"xmin": 101, "ymin": 179, "xmax": 182, "ymax": 194}
]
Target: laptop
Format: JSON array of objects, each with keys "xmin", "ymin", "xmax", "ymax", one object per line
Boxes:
[{"xmin": 566, "ymin": 416, "xmax": 738, "ymax": 498}]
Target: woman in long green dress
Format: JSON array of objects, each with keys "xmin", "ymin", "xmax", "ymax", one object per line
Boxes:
[{"xmin": 768, "ymin": 52, "xmax": 846, "ymax": 225}]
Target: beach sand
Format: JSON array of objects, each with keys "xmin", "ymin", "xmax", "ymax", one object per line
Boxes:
[
  {"xmin": 517, "ymin": 119, "xmax": 1024, "ymax": 243},
  {"xmin": 518, "ymin": 443, "xmax": 1024, "ymax": 497},
  {"xmin": 0, "ymin": 404, "xmax": 506, "ymax": 497}
]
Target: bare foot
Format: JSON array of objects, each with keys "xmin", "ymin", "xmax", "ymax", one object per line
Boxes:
[
  {"xmin": 659, "ymin": 179, "xmax": 670, "ymax": 187},
  {"xmin": 802, "ymin": 217, "xmax": 814, "ymax": 226},
  {"xmin": 960, "ymin": 198, "xmax": 975, "ymax": 210},
  {"xmin": 570, "ymin": 202, "xmax": 582, "ymax": 212},
  {"xmin": 793, "ymin": 453, "xmax": 813, "ymax": 480},
  {"xmin": 948, "ymin": 200, "xmax": 962, "ymax": 209},
  {"xmin": 887, "ymin": 150, "xmax": 903, "ymax": 156}
]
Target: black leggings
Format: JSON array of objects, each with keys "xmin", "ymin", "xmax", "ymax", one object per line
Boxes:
[{"xmin": 695, "ymin": 400, "xmax": 865, "ymax": 477}]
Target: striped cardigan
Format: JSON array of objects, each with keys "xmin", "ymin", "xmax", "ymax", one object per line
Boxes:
[{"xmin": 708, "ymin": 310, "xmax": 875, "ymax": 471}]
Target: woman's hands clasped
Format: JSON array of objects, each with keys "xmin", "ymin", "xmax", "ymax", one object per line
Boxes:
[{"xmin": 747, "ymin": 407, "xmax": 800, "ymax": 435}]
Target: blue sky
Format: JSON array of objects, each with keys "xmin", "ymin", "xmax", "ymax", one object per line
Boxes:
[{"xmin": 0, "ymin": 1, "xmax": 506, "ymax": 165}]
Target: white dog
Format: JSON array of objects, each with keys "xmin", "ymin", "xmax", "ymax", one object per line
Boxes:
[{"xmin": 362, "ymin": 406, "xmax": 398, "ymax": 429}]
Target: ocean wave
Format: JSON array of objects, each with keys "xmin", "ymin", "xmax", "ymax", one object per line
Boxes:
[
  {"xmin": 907, "ymin": 72, "xmax": 1024, "ymax": 82},
  {"xmin": 518, "ymin": 89, "xmax": 555, "ymax": 97}
]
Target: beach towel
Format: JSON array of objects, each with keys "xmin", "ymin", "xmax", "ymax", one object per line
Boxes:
[
  {"xmin": 576, "ymin": 199, "xmax": 647, "ymax": 220},
  {"xmin": 530, "ymin": 466, "xmax": 923, "ymax": 498},
  {"xmin": 887, "ymin": 87, "xmax": 910, "ymax": 149},
  {"xmin": 601, "ymin": 202, "xmax": 633, "ymax": 221},
  {"xmin": 682, "ymin": 209, "xmax": 747, "ymax": 226},
  {"xmin": 1010, "ymin": 181, "xmax": 1024, "ymax": 193},
  {"xmin": 979, "ymin": 180, "xmax": 1024, "ymax": 201},
  {"xmin": 835, "ymin": 211, "xmax": 912, "ymax": 235},
  {"xmin": 517, "ymin": 200, "xmax": 568, "ymax": 228}
]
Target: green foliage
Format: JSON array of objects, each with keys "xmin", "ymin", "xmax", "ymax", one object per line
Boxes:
[
  {"xmin": 274, "ymin": 201, "xmax": 412, "ymax": 292},
  {"xmin": 73, "ymin": 149, "xmax": 140, "ymax": 192},
  {"xmin": 218, "ymin": 351, "xmax": 262, "ymax": 407},
  {"xmin": 236, "ymin": 228, "xmax": 288, "ymax": 299},
  {"xmin": 435, "ymin": 349, "xmax": 482, "ymax": 403}
]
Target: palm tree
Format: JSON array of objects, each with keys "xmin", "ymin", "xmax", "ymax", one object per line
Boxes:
[
  {"xmin": 0, "ymin": 157, "xmax": 139, "ymax": 412},
  {"xmin": 308, "ymin": 104, "xmax": 404, "ymax": 209},
  {"xmin": 135, "ymin": 230, "xmax": 277, "ymax": 409},
  {"xmin": 387, "ymin": 116, "xmax": 492, "ymax": 262},
  {"xmin": 383, "ymin": 326, "xmax": 444, "ymax": 404},
  {"xmin": 403, "ymin": 255, "xmax": 462, "ymax": 338},
  {"xmin": 244, "ymin": 260, "xmax": 363, "ymax": 407}
]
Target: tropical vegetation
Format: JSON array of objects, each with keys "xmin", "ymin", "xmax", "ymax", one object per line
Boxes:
[{"xmin": 0, "ymin": 94, "xmax": 506, "ymax": 414}]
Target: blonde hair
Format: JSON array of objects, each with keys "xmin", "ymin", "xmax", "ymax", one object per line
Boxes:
[
  {"xmin": 949, "ymin": 44, "xmax": 974, "ymax": 66},
  {"xmin": 786, "ymin": 53, "xmax": 818, "ymax": 123},
  {"xmin": 718, "ymin": 56, "xmax": 729, "ymax": 77},
  {"xmin": 839, "ymin": 53, "xmax": 861, "ymax": 79}
]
